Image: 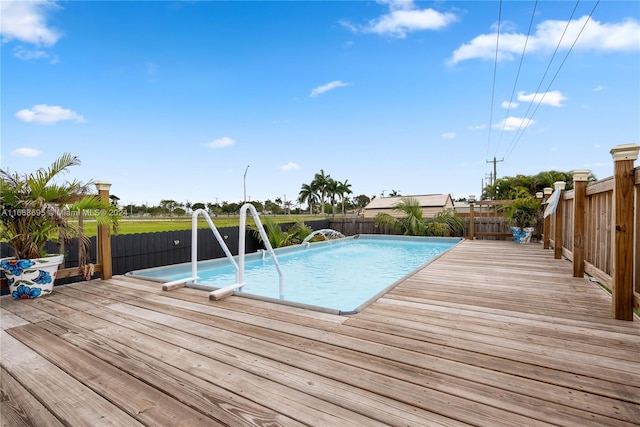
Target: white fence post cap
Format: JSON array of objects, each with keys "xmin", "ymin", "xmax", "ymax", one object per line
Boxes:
[
  {"xmin": 95, "ymin": 181, "xmax": 112, "ymax": 191},
  {"xmin": 610, "ymin": 144, "xmax": 640, "ymax": 161},
  {"xmin": 572, "ymin": 170, "xmax": 590, "ymax": 182}
]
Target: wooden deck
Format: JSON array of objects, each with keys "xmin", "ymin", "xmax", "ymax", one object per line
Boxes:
[{"xmin": 1, "ymin": 240, "xmax": 639, "ymax": 426}]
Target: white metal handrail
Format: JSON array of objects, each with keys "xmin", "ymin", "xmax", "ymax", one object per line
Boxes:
[
  {"xmin": 163, "ymin": 209, "xmax": 238, "ymax": 291},
  {"xmin": 163, "ymin": 205, "xmax": 283, "ymax": 300},
  {"xmin": 210, "ymin": 203, "xmax": 284, "ymax": 300}
]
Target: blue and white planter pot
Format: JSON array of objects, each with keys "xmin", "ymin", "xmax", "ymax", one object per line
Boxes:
[
  {"xmin": 1, "ymin": 255, "xmax": 64, "ymax": 300},
  {"xmin": 510, "ymin": 227, "xmax": 535, "ymax": 244}
]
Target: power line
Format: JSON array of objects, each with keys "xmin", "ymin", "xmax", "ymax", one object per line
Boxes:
[
  {"xmin": 494, "ymin": 0, "xmax": 538, "ymax": 157},
  {"xmin": 485, "ymin": 0, "xmax": 503, "ymax": 158},
  {"xmin": 505, "ymin": 0, "xmax": 601, "ymax": 159}
]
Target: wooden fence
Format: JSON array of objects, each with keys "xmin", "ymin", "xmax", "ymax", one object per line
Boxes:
[
  {"xmin": 1, "ymin": 214, "xmax": 329, "ymax": 294},
  {"xmin": 546, "ymin": 144, "xmax": 639, "ymax": 320},
  {"xmin": 329, "ymin": 212, "xmax": 515, "ymax": 240},
  {"xmin": 326, "ymin": 218, "xmax": 400, "ymax": 236},
  {"xmin": 459, "ymin": 201, "xmax": 516, "ymax": 240}
]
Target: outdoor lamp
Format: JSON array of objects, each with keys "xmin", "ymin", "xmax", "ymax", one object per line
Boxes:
[{"xmin": 468, "ymin": 195, "xmax": 476, "ymax": 206}]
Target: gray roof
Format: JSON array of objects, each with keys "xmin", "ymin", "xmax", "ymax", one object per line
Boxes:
[{"xmin": 365, "ymin": 194, "xmax": 453, "ymax": 210}]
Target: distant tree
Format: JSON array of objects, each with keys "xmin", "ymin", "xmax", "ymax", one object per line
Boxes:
[
  {"xmin": 191, "ymin": 202, "xmax": 206, "ymax": 211},
  {"xmin": 298, "ymin": 183, "xmax": 319, "ymax": 214},
  {"xmin": 147, "ymin": 206, "xmax": 164, "ymax": 216},
  {"xmin": 220, "ymin": 202, "xmax": 240, "ymax": 216},
  {"xmin": 250, "ymin": 200, "xmax": 264, "ymax": 212},
  {"xmin": 389, "ymin": 189, "xmax": 401, "ymax": 197},
  {"xmin": 325, "ymin": 178, "xmax": 340, "ymax": 215},
  {"xmin": 263, "ymin": 199, "xmax": 281, "ymax": 214},
  {"xmin": 483, "ymin": 170, "xmax": 597, "ymax": 200},
  {"xmin": 206, "ymin": 202, "xmax": 222, "ymax": 216},
  {"xmin": 352, "ymin": 194, "xmax": 371, "ymax": 211},
  {"xmin": 159, "ymin": 199, "xmax": 178, "ymax": 215},
  {"xmin": 283, "ymin": 200, "xmax": 293, "ymax": 215},
  {"xmin": 336, "ymin": 179, "xmax": 353, "ymax": 214},
  {"xmin": 173, "ymin": 207, "xmax": 186, "ymax": 216},
  {"xmin": 311, "ymin": 169, "xmax": 331, "ymax": 215}
]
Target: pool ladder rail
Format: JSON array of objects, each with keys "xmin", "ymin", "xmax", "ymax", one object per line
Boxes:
[{"xmin": 161, "ymin": 203, "xmax": 284, "ymax": 300}]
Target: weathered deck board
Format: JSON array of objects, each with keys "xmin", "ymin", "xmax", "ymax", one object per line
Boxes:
[{"xmin": 1, "ymin": 240, "xmax": 639, "ymax": 426}]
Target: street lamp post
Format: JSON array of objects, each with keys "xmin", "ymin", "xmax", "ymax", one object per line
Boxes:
[{"xmin": 243, "ymin": 165, "xmax": 250, "ymax": 203}]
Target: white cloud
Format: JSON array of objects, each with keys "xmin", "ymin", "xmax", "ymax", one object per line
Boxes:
[
  {"xmin": 15, "ymin": 104, "xmax": 86, "ymax": 124},
  {"xmin": 441, "ymin": 132, "xmax": 456, "ymax": 139},
  {"xmin": 341, "ymin": 0, "xmax": 457, "ymax": 38},
  {"xmin": 310, "ymin": 80, "xmax": 350, "ymax": 97},
  {"xmin": 494, "ymin": 116, "xmax": 535, "ymax": 131},
  {"xmin": 279, "ymin": 162, "xmax": 301, "ymax": 171},
  {"xmin": 12, "ymin": 148, "xmax": 42, "ymax": 157},
  {"xmin": 206, "ymin": 137, "xmax": 235, "ymax": 148},
  {"xmin": 593, "ymin": 85, "xmax": 607, "ymax": 92},
  {"xmin": 501, "ymin": 101, "xmax": 519, "ymax": 109},
  {"xmin": 449, "ymin": 16, "xmax": 640, "ymax": 64},
  {"xmin": 0, "ymin": 1, "xmax": 61, "ymax": 46},
  {"xmin": 468, "ymin": 124, "xmax": 486, "ymax": 131},
  {"xmin": 517, "ymin": 90, "xmax": 567, "ymax": 107},
  {"xmin": 13, "ymin": 45, "xmax": 58, "ymax": 63}
]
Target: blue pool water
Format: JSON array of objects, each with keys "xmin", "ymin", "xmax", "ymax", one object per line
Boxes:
[{"xmin": 129, "ymin": 235, "xmax": 460, "ymax": 314}]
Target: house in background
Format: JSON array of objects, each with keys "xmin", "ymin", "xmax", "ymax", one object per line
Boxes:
[
  {"xmin": 363, "ymin": 194, "xmax": 455, "ymax": 219},
  {"xmin": 453, "ymin": 200, "xmax": 471, "ymax": 214}
]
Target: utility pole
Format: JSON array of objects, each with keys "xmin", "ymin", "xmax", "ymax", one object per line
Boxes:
[{"xmin": 486, "ymin": 156, "xmax": 504, "ymax": 185}]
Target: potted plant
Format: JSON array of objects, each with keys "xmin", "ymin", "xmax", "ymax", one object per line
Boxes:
[
  {"xmin": 0, "ymin": 153, "xmax": 117, "ymax": 299},
  {"xmin": 502, "ymin": 195, "xmax": 541, "ymax": 243}
]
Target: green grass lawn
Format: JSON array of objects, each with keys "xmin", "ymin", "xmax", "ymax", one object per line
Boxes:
[{"xmin": 82, "ymin": 215, "xmax": 325, "ymax": 237}]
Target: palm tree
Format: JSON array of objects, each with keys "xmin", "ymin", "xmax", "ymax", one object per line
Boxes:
[
  {"xmin": 374, "ymin": 197, "xmax": 426, "ymax": 236},
  {"xmin": 337, "ymin": 179, "xmax": 353, "ymax": 214},
  {"xmin": 325, "ymin": 178, "xmax": 340, "ymax": 215},
  {"xmin": 374, "ymin": 197, "xmax": 464, "ymax": 237},
  {"xmin": 0, "ymin": 153, "xmax": 117, "ymax": 261},
  {"xmin": 424, "ymin": 210, "xmax": 465, "ymax": 237},
  {"xmin": 389, "ymin": 189, "xmax": 401, "ymax": 197},
  {"xmin": 250, "ymin": 217, "xmax": 312, "ymax": 248},
  {"xmin": 298, "ymin": 183, "xmax": 318, "ymax": 214},
  {"xmin": 312, "ymin": 169, "xmax": 330, "ymax": 215}
]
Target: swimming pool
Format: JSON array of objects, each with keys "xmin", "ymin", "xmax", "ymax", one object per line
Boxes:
[{"xmin": 128, "ymin": 234, "xmax": 461, "ymax": 314}]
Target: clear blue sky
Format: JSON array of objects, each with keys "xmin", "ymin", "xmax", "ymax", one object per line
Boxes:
[{"xmin": 2, "ymin": 0, "xmax": 638, "ymax": 207}]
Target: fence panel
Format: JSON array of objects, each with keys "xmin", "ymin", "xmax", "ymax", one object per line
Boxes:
[{"xmin": 582, "ymin": 178, "xmax": 614, "ymax": 280}]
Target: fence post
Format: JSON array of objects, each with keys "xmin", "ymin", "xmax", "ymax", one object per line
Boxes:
[
  {"xmin": 610, "ymin": 144, "xmax": 639, "ymax": 321},
  {"xmin": 572, "ymin": 170, "xmax": 589, "ymax": 278},
  {"xmin": 543, "ymin": 187, "xmax": 553, "ymax": 249},
  {"xmin": 95, "ymin": 181, "xmax": 113, "ymax": 280},
  {"xmin": 535, "ymin": 192, "xmax": 544, "ymax": 241},
  {"xmin": 553, "ymin": 181, "xmax": 566, "ymax": 260},
  {"xmin": 468, "ymin": 195, "xmax": 476, "ymax": 240}
]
